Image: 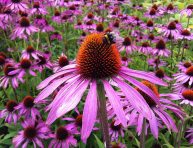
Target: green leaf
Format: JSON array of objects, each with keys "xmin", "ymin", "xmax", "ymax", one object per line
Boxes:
[{"xmin": 93, "ymin": 134, "xmax": 104, "ymax": 148}]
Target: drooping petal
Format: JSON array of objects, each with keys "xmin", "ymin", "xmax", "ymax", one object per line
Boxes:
[
  {"xmin": 103, "ymin": 80, "xmax": 127, "ymax": 127},
  {"xmin": 46, "ymin": 79, "xmax": 90, "ymax": 124},
  {"xmin": 81, "ymin": 81, "xmax": 97, "ymax": 142},
  {"xmin": 113, "ymin": 77, "xmax": 152, "ymax": 120}
]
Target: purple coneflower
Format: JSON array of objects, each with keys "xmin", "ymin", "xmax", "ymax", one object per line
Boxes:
[
  {"xmin": 35, "ymin": 33, "xmax": 167, "ymax": 142},
  {"xmin": 6, "ymin": 0, "xmax": 28, "ymax": 12},
  {"xmin": 152, "ymin": 39, "xmax": 171, "ymax": 57},
  {"xmin": 121, "ymin": 56, "xmax": 131, "ymax": 67},
  {"xmin": 159, "ymin": 3, "xmax": 178, "ymax": 14},
  {"xmin": 153, "ymin": 69, "xmax": 172, "ymax": 82},
  {"xmin": 109, "ymin": 121, "xmax": 124, "ymax": 141},
  {"xmin": 49, "ymin": 125, "xmax": 78, "ymax": 148},
  {"xmin": 117, "ymin": 37, "xmax": 136, "ymax": 54},
  {"xmin": 148, "ymin": 58, "xmax": 167, "ymax": 68},
  {"xmin": 181, "ymin": 4, "xmax": 193, "ymax": 17},
  {"xmin": 0, "ymin": 63, "xmax": 24, "ymax": 88},
  {"xmin": 21, "ymin": 45, "xmax": 41, "ymax": 60},
  {"xmin": 173, "ymin": 79, "xmax": 193, "ymax": 93},
  {"xmin": 177, "ymin": 61, "xmax": 192, "ymax": 72},
  {"xmin": 50, "ymin": 32, "xmax": 63, "ymax": 41},
  {"xmin": 11, "ymin": 17, "xmax": 39, "ymax": 40},
  {"xmin": 186, "ymin": 128, "xmax": 193, "ymax": 144},
  {"xmin": 177, "ymin": 29, "xmax": 193, "ymax": 40},
  {"xmin": 0, "ymin": 100, "xmax": 18, "ymax": 124},
  {"xmin": 30, "ymin": 2, "xmax": 47, "ymax": 15},
  {"xmin": 174, "ymin": 66, "xmax": 193, "ymax": 86},
  {"xmin": 174, "ymin": 90, "xmax": 193, "ymax": 107},
  {"xmin": 13, "ymin": 119, "xmax": 50, "ymax": 148},
  {"xmin": 16, "ymin": 96, "xmax": 41, "ymax": 120},
  {"xmin": 9, "ymin": 58, "xmax": 36, "ymax": 77},
  {"xmin": 138, "ymin": 42, "xmax": 152, "ymax": 55},
  {"xmin": 144, "ymin": 8, "xmax": 161, "ymax": 19},
  {"xmin": 52, "ymin": 53, "xmax": 69, "ymax": 72},
  {"xmin": 52, "ymin": 10, "xmax": 61, "ymax": 24},
  {"xmin": 159, "ymin": 21, "xmax": 180, "ymax": 39},
  {"xmin": 127, "ymin": 81, "xmax": 185, "ymax": 138},
  {"xmin": 83, "ymin": 12, "xmax": 98, "ymax": 22},
  {"xmin": 34, "ymin": 54, "xmax": 52, "ymax": 72},
  {"xmin": 141, "ymin": 19, "xmax": 155, "ymax": 31}
]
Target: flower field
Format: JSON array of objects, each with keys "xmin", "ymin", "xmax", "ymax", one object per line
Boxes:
[{"xmin": 0, "ymin": 0, "xmax": 193, "ymax": 147}]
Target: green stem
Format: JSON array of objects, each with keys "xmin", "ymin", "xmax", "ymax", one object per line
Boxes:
[
  {"xmin": 97, "ymin": 81, "xmax": 111, "ymax": 148},
  {"xmin": 12, "ymin": 87, "xmax": 18, "ymax": 102},
  {"xmin": 140, "ymin": 119, "xmax": 146, "ymax": 148}
]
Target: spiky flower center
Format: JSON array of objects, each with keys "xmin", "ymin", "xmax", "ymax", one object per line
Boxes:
[
  {"xmin": 26, "ymin": 46, "xmax": 35, "ymax": 53},
  {"xmin": 96, "ymin": 23, "xmax": 104, "ymax": 32},
  {"xmin": 148, "ymin": 34, "xmax": 155, "ymax": 40},
  {"xmin": 19, "ymin": 17, "xmax": 30, "ymax": 27},
  {"xmin": 147, "ymin": 20, "xmax": 154, "ymax": 27},
  {"xmin": 20, "ymin": 59, "xmax": 31, "ymax": 69},
  {"xmin": 19, "ymin": 11, "xmax": 28, "ymax": 17},
  {"xmin": 37, "ymin": 56, "xmax": 46, "ymax": 65},
  {"xmin": 152, "ymin": 4, "xmax": 158, "ymax": 10},
  {"xmin": 137, "ymin": 81, "xmax": 159, "ymax": 107},
  {"xmin": 149, "ymin": 8, "xmax": 156, "ymax": 15},
  {"xmin": 76, "ymin": 33, "xmax": 121, "ymax": 79},
  {"xmin": 112, "ymin": 144, "xmax": 121, "ymax": 148},
  {"xmin": 123, "ymin": 37, "xmax": 131, "ymax": 46},
  {"xmin": 58, "ymin": 56, "xmax": 69, "ymax": 67},
  {"xmin": 86, "ymin": 20, "xmax": 93, "ymax": 26},
  {"xmin": 11, "ymin": 0, "xmax": 22, "ymax": 3},
  {"xmin": 24, "ymin": 126, "xmax": 37, "ymax": 139},
  {"xmin": 121, "ymin": 56, "xmax": 128, "ymax": 61},
  {"xmin": 54, "ymin": 10, "xmax": 60, "ymax": 16},
  {"xmin": 33, "ymin": 2, "xmax": 40, "ymax": 8},
  {"xmin": 56, "ymin": 127, "xmax": 69, "ymax": 140},
  {"xmin": 182, "ymin": 90, "xmax": 193, "ymax": 101},
  {"xmin": 167, "ymin": 3, "xmax": 174, "ymax": 10},
  {"xmin": 113, "ymin": 20, "xmax": 120, "ymax": 28},
  {"xmin": 142, "ymin": 42, "xmax": 150, "ymax": 47},
  {"xmin": 186, "ymin": 66, "xmax": 193, "ymax": 76},
  {"xmin": 187, "ymin": 5, "xmax": 193, "ymax": 9},
  {"xmin": 110, "ymin": 121, "xmax": 122, "ymax": 131},
  {"xmin": 154, "ymin": 58, "xmax": 160, "ymax": 64},
  {"xmin": 167, "ymin": 22, "xmax": 176, "ymax": 30},
  {"xmin": 69, "ymin": 5, "xmax": 76, "ymax": 10},
  {"xmin": 183, "ymin": 62, "xmax": 192, "ymax": 68},
  {"xmin": 0, "ymin": 56, "xmax": 5, "ymax": 66},
  {"xmin": 23, "ymin": 96, "xmax": 34, "ymax": 108},
  {"xmin": 183, "ymin": 80, "xmax": 193, "ymax": 88},
  {"xmin": 156, "ymin": 39, "xmax": 166, "ymax": 50},
  {"xmin": 181, "ymin": 29, "xmax": 191, "ymax": 36},
  {"xmin": 3, "ymin": 64, "xmax": 16, "ymax": 77},
  {"xmin": 87, "ymin": 13, "xmax": 94, "ymax": 19},
  {"xmin": 6, "ymin": 100, "xmax": 17, "ymax": 112},
  {"xmin": 155, "ymin": 69, "xmax": 165, "ymax": 78},
  {"xmin": 75, "ymin": 114, "xmax": 82, "ymax": 127}
]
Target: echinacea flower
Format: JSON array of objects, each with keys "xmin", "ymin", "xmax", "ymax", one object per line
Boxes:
[
  {"xmin": 117, "ymin": 37, "xmax": 136, "ymax": 54},
  {"xmin": 172, "ymin": 89, "xmax": 193, "ymax": 107},
  {"xmin": 34, "ymin": 54, "xmax": 52, "ymax": 72},
  {"xmin": 52, "ymin": 10, "xmax": 61, "ymax": 24},
  {"xmin": 144, "ymin": 8, "xmax": 161, "ymax": 19},
  {"xmin": 21, "ymin": 45, "xmax": 41, "ymax": 60},
  {"xmin": 148, "ymin": 58, "xmax": 167, "ymax": 68},
  {"xmin": 16, "ymin": 96, "xmax": 41, "ymax": 120},
  {"xmin": 13, "ymin": 119, "xmax": 51, "ymax": 148},
  {"xmin": 0, "ymin": 63, "xmax": 24, "ymax": 88},
  {"xmin": 177, "ymin": 61, "xmax": 192, "ymax": 72},
  {"xmin": 50, "ymin": 32, "xmax": 63, "ymax": 41},
  {"xmin": 173, "ymin": 79, "xmax": 193, "ymax": 93},
  {"xmin": 83, "ymin": 12, "xmax": 98, "ymax": 22},
  {"xmin": 35, "ymin": 33, "xmax": 167, "ymax": 142},
  {"xmin": 138, "ymin": 42, "xmax": 152, "ymax": 55},
  {"xmin": 52, "ymin": 53, "xmax": 69, "ymax": 72},
  {"xmin": 141, "ymin": 19, "xmax": 155, "ymax": 31},
  {"xmin": 9, "ymin": 58, "xmax": 36, "ymax": 77},
  {"xmin": 109, "ymin": 121, "xmax": 124, "ymax": 141},
  {"xmin": 30, "ymin": 2, "xmax": 47, "ymax": 15},
  {"xmin": 177, "ymin": 29, "xmax": 193, "ymax": 40},
  {"xmin": 6, "ymin": 0, "xmax": 28, "ymax": 12},
  {"xmin": 185, "ymin": 128, "xmax": 193, "ymax": 144},
  {"xmin": 49, "ymin": 125, "xmax": 78, "ymax": 148},
  {"xmin": 159, "ymin": 21, "xmax": 180, "ymax": 39},
  {"xmin": 11, "ymin": 17, "xmax": 39, "ymax": 40},
  {"xmin": 152, "ymin": 39, "xmax": 171, "ymax": 57},
  {"xmin": 181, "ymin": 4, "xmax": 193, "ymax": 17},
  {"xmin": 0, "ymin": 100, "xmax": 18, "ymax": 124},
  {"xmin": 127, "ymin": 81, "xmax": 185, "ymax": 139},
  {"xmin": 153, "ymin": 69, "xmax": 172, "ymax": 82},
  {"xmin": 174, "ymin": 66, "xmax": 193, "ymax": 86},
  {"xmin": 159, "ymin": 3, "xmax": 178, "ymax": 15}
]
